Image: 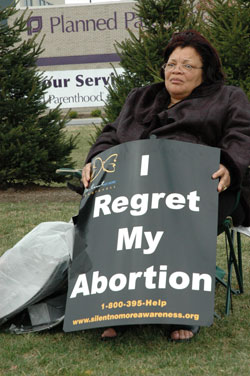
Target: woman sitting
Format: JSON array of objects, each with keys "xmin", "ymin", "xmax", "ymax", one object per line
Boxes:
[{"xmin": 82, "ymin": 30, "xmax": 250, "ymax": 341}]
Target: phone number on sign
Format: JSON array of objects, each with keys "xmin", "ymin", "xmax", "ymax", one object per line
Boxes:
[{"xmin": 101, "ymin": 299, "xmax": 167, "ymax": 310}]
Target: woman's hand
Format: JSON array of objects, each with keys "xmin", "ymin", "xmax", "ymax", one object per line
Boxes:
[
  {"xmin": 82, "ymin": 163, "xmax": 92, "ymax": 188},
  {"xmin": 212, "ymin": 164, "xmax": 231, "ymax": 193}
]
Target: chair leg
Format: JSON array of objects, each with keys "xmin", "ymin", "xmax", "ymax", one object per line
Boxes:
[
  {"xmin": 229, "ymin": 229, "xmax": 243, "ymax": 294},
  {"xmin": 236, "ymin": 231, "xmax": 243, "ymax": 293},
  {"xmin": 225, "ymin": 229, "xmax": 233, "ymax": 315},
  {"xmin": 225, "ymin": 274, "xmax": 232, "ymax": 315},
  {"xmin": 224, "ymin": 227, "xmax": 243, "ymax": 315}
]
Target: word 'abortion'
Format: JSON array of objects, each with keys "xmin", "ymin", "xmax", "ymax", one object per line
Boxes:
[
  {"xmin": 93, "ymin": 191, "xmax": 200, "ymax": 218},
  {"xmin": 70, "ymin": 265, "xmax": 212, "ymax": 298}
]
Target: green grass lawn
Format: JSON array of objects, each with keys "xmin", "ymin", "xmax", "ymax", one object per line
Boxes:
[
  {"xmin": 66, "ymin": 124, "xmax": 99, "ymax": 169},
  {"xmin": 0, "ymin": 126, "xmax": 249, "ymax": 376}
]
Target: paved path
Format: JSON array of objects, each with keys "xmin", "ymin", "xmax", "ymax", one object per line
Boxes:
[{"xmin": 67, "ymin": 118, "xmax": 102, "ymax": 126}]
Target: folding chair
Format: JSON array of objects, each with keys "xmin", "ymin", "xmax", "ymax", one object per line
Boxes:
[
  {"xmin": 56, "ymin": 168, "xmax": 82, "ymax": 179},
  {"xmin": 216, "ymin": 162, "xmax": 250, "ymax": 315},
  {"xmin": 216, "ymin": 219, "xmax": 244, "ymax": 315},
  {"xmin": 56, "ymin": 168, "xmax": 83, "ymax": 195}
]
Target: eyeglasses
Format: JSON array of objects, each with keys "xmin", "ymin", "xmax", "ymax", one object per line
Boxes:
[{"xmin": 162, "ymin": 63, "xmax": 203, "ymax": 72}]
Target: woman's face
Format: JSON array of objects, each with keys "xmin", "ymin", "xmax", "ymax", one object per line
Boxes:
[{"xmin": 164, "ymin": 46, "xmax": 203, "ymax": 104}]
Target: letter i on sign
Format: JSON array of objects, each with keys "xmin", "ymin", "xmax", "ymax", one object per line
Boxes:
[{"xmin": 140, "ymin": 155, "xmax": 149, "ymax": 176}]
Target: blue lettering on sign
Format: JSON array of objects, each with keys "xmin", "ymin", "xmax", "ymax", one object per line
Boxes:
[
  {"xmin": 28, "ymin": 11, "xmax": 145, "ymax": 36},
  {"xmin": 124, "ymin": 12, "xmax": 144, "ymax": 29},
  {"xmin": 75, "ymin": 75, "xmax": 110, "ymax": 87},
  {"xmin": 50, "ymin": 12, "xmax": 117, "ymax": 33},
  {"xmin": 47, "ymin": 92, "xmax": 105, "ymax": 105}
]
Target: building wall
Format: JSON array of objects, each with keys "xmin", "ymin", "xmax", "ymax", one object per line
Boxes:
[{"xmin": 9, "ymin": 1, "xmax": 139, "ymax": 113}]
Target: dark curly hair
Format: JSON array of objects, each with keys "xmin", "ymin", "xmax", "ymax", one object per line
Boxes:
[{"xmin": 161, "ymin": 30, "xmax": 225, "ymax": 84}]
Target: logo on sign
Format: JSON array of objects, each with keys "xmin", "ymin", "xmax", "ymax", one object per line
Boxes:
[
  {"xmin": 91, "ymin": 154, "xmax": 118, "ymax": 183},
  {"xmin": 27, "ymin": 16, "xmax": 43, "ymax": 35}
]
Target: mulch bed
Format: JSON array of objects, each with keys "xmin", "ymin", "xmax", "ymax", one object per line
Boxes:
[{"xmin": 0, "ymin": 184, "xmax": 81, "ymax": 203}]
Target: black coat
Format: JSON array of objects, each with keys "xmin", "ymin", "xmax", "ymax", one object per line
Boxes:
[{"xmin": 86, "ymin": 82, "xmax": 250, "ymax": 225}]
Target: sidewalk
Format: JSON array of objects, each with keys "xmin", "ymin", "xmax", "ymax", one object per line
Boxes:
[{"xmin": 67, "ymin": 118, "xmax": 102, "ymax": 126}]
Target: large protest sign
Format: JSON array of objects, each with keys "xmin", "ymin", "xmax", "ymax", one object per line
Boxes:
[{"xmin": 63, "ymin": 139, "xmax": 220, "ymax": 332}]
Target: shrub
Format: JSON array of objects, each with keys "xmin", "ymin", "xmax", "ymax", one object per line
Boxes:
[
  {"xmin": 0, "ymin": 3, "xmax": 78, "ymax": 186},
  {"xmin": 90, "ymin": 109, "xmax": 102, "ymax": 118},
  {"xmin": 68, "ymin": 110, "xmax": 78, "ymax": 119}
]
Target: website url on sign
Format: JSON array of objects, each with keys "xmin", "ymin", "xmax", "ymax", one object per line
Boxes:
[{"xmin": 72, "ymin": 311, "xmax": 199, "ymax": 326}]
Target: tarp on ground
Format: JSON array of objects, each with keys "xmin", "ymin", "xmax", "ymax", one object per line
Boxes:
[{"xmin": 0, "ymin": 221, "xmax": 74, "ymax": 331}]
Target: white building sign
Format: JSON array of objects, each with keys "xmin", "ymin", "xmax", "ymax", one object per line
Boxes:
[{"xmin": 43, "ymin": 68, "xmax": 124, "ymax": 108}]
